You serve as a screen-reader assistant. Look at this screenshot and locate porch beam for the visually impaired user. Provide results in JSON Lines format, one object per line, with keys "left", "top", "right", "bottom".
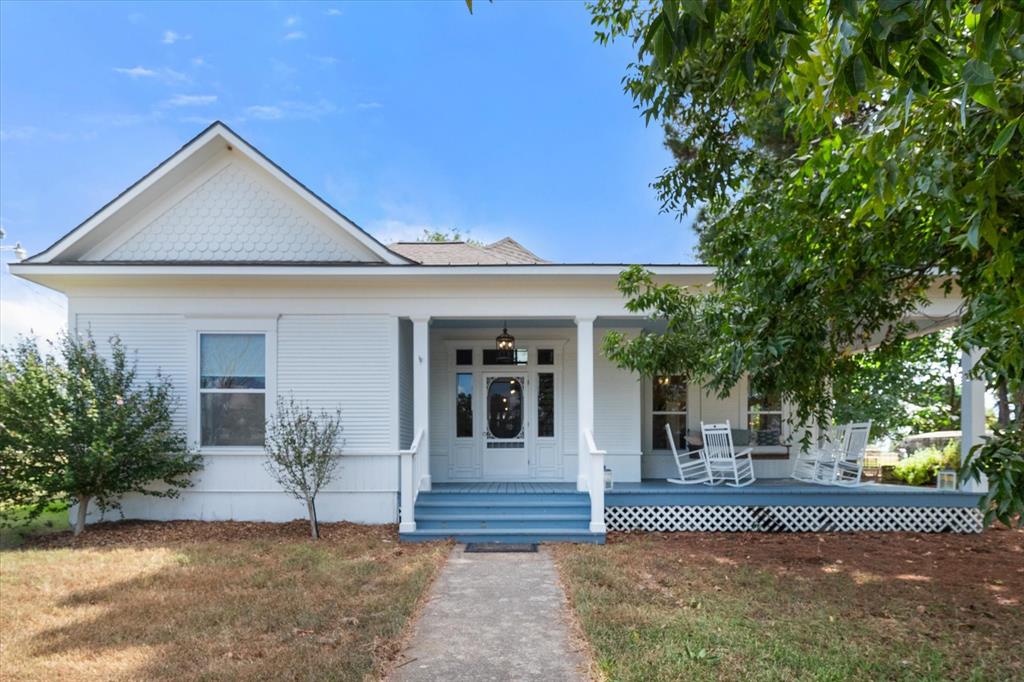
{"left": 576, "top": 315, "right": 595, "bottom": 491}
{"left": 960, "top": 347, "right": 988, "bottom": 493}
{"left": 413, "top": 317, "right": 431, "bottom": 492}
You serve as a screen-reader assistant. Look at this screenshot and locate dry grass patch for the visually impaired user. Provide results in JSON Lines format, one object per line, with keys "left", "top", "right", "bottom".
{"left": 0, "top": 521, "right": 449, "bottom": 681}
{"left": 556, "top": 528, "right": 1024, "bottom": 681}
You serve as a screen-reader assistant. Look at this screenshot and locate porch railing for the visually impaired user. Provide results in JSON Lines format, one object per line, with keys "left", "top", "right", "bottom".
{"left": 399, "top": 429, "right": 424, "bottom": 533}
{"left": 584, "top": 429, "right": 607, "bottom": 534}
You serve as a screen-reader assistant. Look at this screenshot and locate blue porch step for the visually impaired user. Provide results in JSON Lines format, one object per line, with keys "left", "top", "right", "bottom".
{"left": 399, "top": 489, "right": 604, "bottom": 544}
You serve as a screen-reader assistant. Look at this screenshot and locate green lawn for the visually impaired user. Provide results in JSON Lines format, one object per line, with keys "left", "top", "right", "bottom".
{"left": 0, "top": 503, "right": 70, "bottom": 549}
{"left": 556, "top": 531, "right": 1023, "bottom": 682}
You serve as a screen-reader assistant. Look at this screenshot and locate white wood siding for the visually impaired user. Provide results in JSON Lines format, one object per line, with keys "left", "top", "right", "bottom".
{"left": 76, "top": 313, "right": 189, "bottom": 434}
{"left": 278, "top": 314, "right": 397, "bottom": 451}
{"left": 74, "top": 311, "right": 401, "bottom": 524}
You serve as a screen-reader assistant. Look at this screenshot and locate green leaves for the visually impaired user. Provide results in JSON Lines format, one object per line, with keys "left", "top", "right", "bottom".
{"left": 0, "top": 334, "right": 201, "bottom": 532}
{"left": 962, "top": 58, "right": 996, "bottom": 86}
{"left": 990, "top": 117, "right": 1019, "bottom": 153}
{"left": 591, "top": 0, "right": 1024, "bottom": 525}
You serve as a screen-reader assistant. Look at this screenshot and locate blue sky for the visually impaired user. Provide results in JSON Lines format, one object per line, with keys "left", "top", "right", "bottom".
{"left": 1, "top": 1, "right": 698, "bottom": 344}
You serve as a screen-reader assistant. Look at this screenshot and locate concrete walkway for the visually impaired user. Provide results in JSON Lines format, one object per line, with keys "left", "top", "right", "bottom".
{"left": 389, "top": 545, "right": 588, "bottom": 681}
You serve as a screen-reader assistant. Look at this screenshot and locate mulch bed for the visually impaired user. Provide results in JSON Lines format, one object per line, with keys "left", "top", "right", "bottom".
{"left": 607, "top": 524, "right": 1023, "bottom": 607}
{"left": 21, "top": 519, "right": 401, "bottom": 550}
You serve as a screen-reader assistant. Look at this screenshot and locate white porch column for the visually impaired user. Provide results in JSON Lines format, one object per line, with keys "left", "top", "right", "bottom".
{"left": 413, "top": 317, "right": 431, "bottom": 492}
{"left": 960, "top": 347, "right": 988, "bottom": 493}
{"left": 576, "top": 315, "right": 595, "bottom": 491}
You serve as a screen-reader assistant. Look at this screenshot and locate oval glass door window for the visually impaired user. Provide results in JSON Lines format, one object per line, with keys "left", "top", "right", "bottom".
{"left": 487, "top": 377, "right": 523, "bottom": 439}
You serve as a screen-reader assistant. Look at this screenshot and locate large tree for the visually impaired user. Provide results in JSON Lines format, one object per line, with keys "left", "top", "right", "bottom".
{"left": 591, "top": 0, "right": 1022, "bottom": 525}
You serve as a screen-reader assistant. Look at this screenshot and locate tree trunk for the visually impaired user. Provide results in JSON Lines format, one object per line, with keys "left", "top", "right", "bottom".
{"left": 997, "top": 379, "right": 1010, "bottom": 427}
{"left": 74, "top": 496, "right": 90, "bottom": 537}
{"left": 307, "top": 497, "right": 319, "bottom": 540}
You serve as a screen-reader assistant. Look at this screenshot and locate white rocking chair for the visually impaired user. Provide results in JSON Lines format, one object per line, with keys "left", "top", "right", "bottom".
{"left": 701, "top": 420, "right": 756, "bottom": 487}
{"left": 830, "top": 420, "right": 872, "bottom": 486}
{"left": 664, "top": 423, "right": 713, "bottom": 485}
{"left": 792, "top": 423, "right": 849, "bottom": 483}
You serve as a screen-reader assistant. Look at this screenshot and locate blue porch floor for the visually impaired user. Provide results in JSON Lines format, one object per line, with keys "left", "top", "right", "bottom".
{"left": 432, "top": 479, "right": 982, "bottom": 508}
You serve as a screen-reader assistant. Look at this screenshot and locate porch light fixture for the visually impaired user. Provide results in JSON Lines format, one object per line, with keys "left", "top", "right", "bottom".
{"left": 495, "top": 321, "right": 515, "bottom": 356}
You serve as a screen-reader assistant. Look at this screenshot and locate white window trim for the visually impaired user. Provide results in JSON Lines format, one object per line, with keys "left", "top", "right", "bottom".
{"left": 650, "top": 375, "right": 688, "bottom": 453}
{"left": 746, "top": 386, "right": 786, "bottom": 447}
{"left": 186, "top": 317, "right": 278, "bottom": 454}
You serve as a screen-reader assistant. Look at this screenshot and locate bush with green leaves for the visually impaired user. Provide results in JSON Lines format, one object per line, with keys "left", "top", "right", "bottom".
{"left": 961, "top": 427, "right": 1024, "bottom": 527}
{"left": 0, "top": 334, "right": 202, "bottom": 535}
{"left": 263, "top": 396, "right": 344, "bottom": 539}
{"left": 892, "top": 440, "right": 959, "bottom": 486}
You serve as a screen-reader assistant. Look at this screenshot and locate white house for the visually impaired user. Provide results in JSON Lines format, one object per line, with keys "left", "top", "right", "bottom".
{"left": 11, "top": 122, "right": 985, "bottom": 542}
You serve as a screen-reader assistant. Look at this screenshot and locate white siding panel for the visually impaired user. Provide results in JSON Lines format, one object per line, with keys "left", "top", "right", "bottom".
{"left": 594, "top": 342, "right": 641, "bottom": 454}
{"left": 278, "top": 315, "right": 397, "bottom": 452}
{"left": 75, "top": 313, "right": 189, "bottom": 434}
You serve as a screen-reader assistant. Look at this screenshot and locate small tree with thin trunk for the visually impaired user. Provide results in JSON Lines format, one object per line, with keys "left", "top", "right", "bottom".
{"left": 263, "top": 396, "right": 343, "bottom": 539}
{"left": 0, "top": 333, "right": 202, "bottom": 535}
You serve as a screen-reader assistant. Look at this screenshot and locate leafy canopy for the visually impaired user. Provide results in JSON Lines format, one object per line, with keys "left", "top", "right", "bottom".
{"left": 590, "top": 0, "right": 1023, "bottom": 525}
{"left": 0, "top": 334, "right": 202, "bottom": 535}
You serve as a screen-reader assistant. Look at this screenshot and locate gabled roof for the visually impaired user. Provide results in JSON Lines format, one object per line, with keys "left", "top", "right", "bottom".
{"left": 389, "top": 238, "right": 547, "bottom": 265}
{"left": 25, "top": 121, "right": 411, "bottom": 265}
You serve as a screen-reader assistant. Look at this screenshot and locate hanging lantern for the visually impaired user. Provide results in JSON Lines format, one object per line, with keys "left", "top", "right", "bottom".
{"left": 495, "top": 321, "right": 515, "bottom": 359}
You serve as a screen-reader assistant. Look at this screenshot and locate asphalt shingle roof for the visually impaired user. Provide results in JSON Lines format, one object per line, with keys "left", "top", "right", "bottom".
{"left": 388, "top": 237, "right": 547, "bottom": 265}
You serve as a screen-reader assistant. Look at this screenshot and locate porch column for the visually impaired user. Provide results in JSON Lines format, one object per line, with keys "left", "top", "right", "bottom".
{"left": 576, "top": 315, "right": 595, "bottom": 491}
{"left": 413, "top": 317, "right": 431, "bottom": 492}
{"left": 960, "top": 347, "right": 988, "bottom": 493}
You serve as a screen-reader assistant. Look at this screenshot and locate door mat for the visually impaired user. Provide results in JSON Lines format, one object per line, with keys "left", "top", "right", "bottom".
{"left": 465, "top": 543, "right": 538, "bottom": 553}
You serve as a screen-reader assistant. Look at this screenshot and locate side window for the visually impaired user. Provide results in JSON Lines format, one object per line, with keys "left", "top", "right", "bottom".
{"left": 748, "top": 389, "right": 783, "bottom": 445}
{"left": 651, "top": 375, "right": 686, "bottom": 450}
{"left": 456, "top": 373, "right": 473, "bottom": 438}
{"left": 537, "top": 373, "right": 554, "bottom": 438}
{"left": 199, "top": 333, "right": 266, "bottom": 446}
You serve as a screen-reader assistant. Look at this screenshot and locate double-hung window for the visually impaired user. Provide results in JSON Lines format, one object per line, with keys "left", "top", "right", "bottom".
{"left": 748, "top": 389, "right": 783, "bottom": 446}
{"left": 199, "top": 333, "right": 267, "bottom": 446}
{"left": 651, "top": 375, "right": 687, "bottom": 450}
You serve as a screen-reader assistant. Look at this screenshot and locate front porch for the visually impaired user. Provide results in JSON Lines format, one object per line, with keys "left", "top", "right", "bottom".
{"left": 398, "top": 480, "right": 985, "bottom": 542}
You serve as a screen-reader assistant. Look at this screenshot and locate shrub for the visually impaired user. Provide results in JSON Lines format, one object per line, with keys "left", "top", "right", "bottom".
{"left": 263, "top": 396, "right": 343, "bottom": 539}
{"left": 0, "top": 334, "right": 202, "bottom": 535}
{"left": 892, "top": 440, "right": 959, "bottom": 487}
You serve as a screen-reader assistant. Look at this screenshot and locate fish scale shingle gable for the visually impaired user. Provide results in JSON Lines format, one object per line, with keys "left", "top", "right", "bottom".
{"left": 109, "top": 162, "right": 360, "bottom": 262}
{"left": 388, "top": 238, "right": 547, "bottom": 265}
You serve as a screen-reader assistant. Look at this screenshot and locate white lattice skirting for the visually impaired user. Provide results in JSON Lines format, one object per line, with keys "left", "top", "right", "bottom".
{"left": 605, "top": 505, "right": 984, "bottom": 533}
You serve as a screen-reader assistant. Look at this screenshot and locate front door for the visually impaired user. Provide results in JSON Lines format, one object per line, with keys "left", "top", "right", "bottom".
{"left": 482, "top": 373, "right": 529, "bottom": 478}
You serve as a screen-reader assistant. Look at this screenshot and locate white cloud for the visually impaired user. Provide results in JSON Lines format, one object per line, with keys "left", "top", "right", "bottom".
{"left": 191, "top": 56, "right": 206, "bottom": 67}
{"left": 162, "top": 30, "right": 190, "bottom": 44}
{"left": 325, "top": 8, "right": 342, "bottom": 16}
{"left": 284, "top": 30, "right": 306, "bottom": 41}
{"left": 163, "top": 94, "right": 218, "bottom": 107}
{"left": 284, "top": 16, "right": 300, "bottom": 27}
{"left": 0, "top": 126, "right": 38, "bottom": 141}
{"left": 242, "top": 99, "right": 336, "bottom": 122}
{"left": 244, "top": 105, "right": 284, "bottom": 121}
{"left": 356, "top": 101, "right": 383, "bottom": 110}
{"left": 0, "top": 126, "right": 73, "bottom": 142}
{"left": 113, "top": 66, "right": 189, "bottom": 84}
{"left": 311, "top": 55, "right": 339, "bottom": 66}
{"left": 114, "top": 65, "right": 158, "bottom": 78}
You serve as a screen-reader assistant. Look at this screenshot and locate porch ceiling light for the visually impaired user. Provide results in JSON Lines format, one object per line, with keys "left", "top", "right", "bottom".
{"left": 496, "top": 321, "right": 515, "bottom": 353}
